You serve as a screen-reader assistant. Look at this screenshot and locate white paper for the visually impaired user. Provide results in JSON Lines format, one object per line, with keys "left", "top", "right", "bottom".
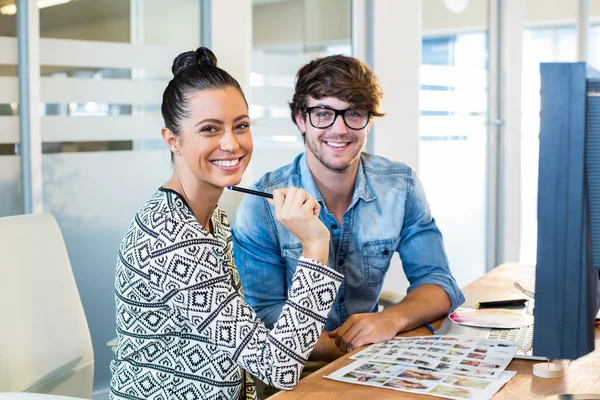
{"left": 350, "top": 335, "right": 518, "bottom": 379}
{"left": 325, "top": 359, "right": 517, "bottom": 400}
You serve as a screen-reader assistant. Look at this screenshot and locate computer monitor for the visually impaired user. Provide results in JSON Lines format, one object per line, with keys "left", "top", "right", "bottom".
{"left": 532, "top": 62, "right": 600, "bottom": 360}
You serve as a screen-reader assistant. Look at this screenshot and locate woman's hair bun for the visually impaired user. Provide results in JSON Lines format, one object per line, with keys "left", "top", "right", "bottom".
{"left": 171, "top": 46, "right": 218, "bottom": 77}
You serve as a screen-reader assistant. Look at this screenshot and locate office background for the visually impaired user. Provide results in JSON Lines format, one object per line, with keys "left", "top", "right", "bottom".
{"left": 1, "top": 0, "right": 599, "bottom": 397}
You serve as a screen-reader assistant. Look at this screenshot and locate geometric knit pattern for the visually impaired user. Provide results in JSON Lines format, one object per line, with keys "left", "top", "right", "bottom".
{"left": 110, "top": 188, "right": 343, "bottom": 400}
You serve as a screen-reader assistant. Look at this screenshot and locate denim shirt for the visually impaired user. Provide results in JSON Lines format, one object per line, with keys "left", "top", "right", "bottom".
{"left": 232, "top": 152, "right": 464, "bottom": 331}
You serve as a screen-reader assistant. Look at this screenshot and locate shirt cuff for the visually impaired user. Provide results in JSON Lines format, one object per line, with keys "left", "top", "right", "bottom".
{"left": 297, "top": 256, "right": 344, "bottom": 283}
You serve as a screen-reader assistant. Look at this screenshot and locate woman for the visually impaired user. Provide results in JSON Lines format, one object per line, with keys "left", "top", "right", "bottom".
{"left": 110, "top": 47, "right": 343, "bottom": 400}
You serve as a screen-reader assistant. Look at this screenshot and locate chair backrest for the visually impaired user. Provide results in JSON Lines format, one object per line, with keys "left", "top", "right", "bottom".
{"left": 0, "top": 213, "right": 94, "bottom": 398}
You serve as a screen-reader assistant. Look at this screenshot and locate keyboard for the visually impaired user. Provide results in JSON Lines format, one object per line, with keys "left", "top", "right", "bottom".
{"left": 487, "top": 325, "right": 533, "bottom": 345}
{"left": 487, "top": 325, "right": 545, "bottom": 360}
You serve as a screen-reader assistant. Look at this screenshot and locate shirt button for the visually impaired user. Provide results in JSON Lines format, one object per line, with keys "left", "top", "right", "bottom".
{"left": 331, "top": 224, "right": 338, "bottom": 230}
{"left": 339, "top": 297, "right": 345, "bottom": 303}
{"left": 383, "top": 249, "right": 390, "bottom": 256}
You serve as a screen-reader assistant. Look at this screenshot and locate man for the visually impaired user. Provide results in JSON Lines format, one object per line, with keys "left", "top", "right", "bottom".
{"left": 232, "top": 54, "right": 464, "bottom": 362}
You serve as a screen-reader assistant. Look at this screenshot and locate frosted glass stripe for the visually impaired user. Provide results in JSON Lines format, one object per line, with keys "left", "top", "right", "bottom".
{"left": 0, "top": 37, "right": 182, "bottom": 70}
{"left": 0, "top": 116, "right": 164, "bottom": 143}
{"left": 40, "top": 77, "right": 166, "bottom": 104}
{"left": 251, "top": 117, "right": 298, "bottom": 137}
{"left": 0, "top": 37, "right": 17, "bottom": 65}
{"left": 420, "top": 90, "right": 487, "bottom": 113}
{"left": 251, "top": 53, "right": 312, "bottom": 75}
{"left": 0, "top": 77, "right": 18, "bottom": 103}
{"left": 40, "top": 38, "right": 181, "bottom": 70}
{"left": 421, "top": 65, "right": 487, "bottom": 88}
{"left": 42, "top": 116, "right": 164, "bottom": 142}
{"left": 0, "top": 116, "right": 19, "bottom": 144}
{"left": 250, "top": 86, "right": 294, "bottom": 107}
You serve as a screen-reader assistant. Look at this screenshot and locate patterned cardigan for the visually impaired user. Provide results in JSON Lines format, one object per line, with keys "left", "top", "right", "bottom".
{"left": 110, "top": 188, "right": 343, "bottom": 400}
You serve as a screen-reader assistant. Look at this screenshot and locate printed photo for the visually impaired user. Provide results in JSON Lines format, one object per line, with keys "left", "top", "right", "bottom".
{"left": 438, "top": 342, "right": 453, "bottom": 347}
{"left": 423, "top": 353, "right": 440, "bottom": 360}
{"left": 454, "top": 366, "right": 473, "bottom": 373}
{"left": 436, "top": 362, "right": 452, "bottom": 370}
{"left": 474, "top": 347, "right": 488, "bottom": 354}
{"left": 402, "top": 351, "right": 419, "bottom": 357}
{"left": 429, "top": 384, "right": 472, "bottom": 398}
{"left": 474, "top": 369, "right": 497, "bottom": 377}
{"left": 379, "top": 362, "right": 406, "bottom": 376}
{"left": 447, "top": 349, "right": 465, "bottom": 357}
{"left": 398, "top": 369, "right": 442, "bottom": 381}
{"left": 479, "top": 362, "right": 501, "bottom": 369}
{"left": 357, "top": 363, "right": 384, "bottom": 374}
{"left": 392, "top": 357, "right": 415, "bottom": 364}
{"left": 428, "top": 347, "right": 447, "bottom": 353}
{"left": 466, "top": 352, "right": 486, "bottom": 360}
{"left": 383, "top": 378, "right": 428, "bottom": 390}
{"left": 415, "top": 366, "right": 439, "bottom": 372}
{"left": 410, "top": 346, "right": 428, "bottom": 351}
{"left": 354, "top": 349, "right": 379, "bottom": 359}
{"left": 440, "top": 337, "right": 459, "bottom": 341}
{"left": 417, "top": 341, "right": 433, "bottom": 345}
{"left": 440, "top": 356, "right": 458, "bottom": 363}
{"left": 342, "top": 371, "right": 379, "bottom": 382}
{"left": 414, "top": 360, "right": 433, "bottom": 367}
{"left": 369, "top": 377, "right": 390, "bottom": 385}
{"left": 384, "top": 348, "right": 400, "bottom": 356}
{"left": 453, "top": 344, "right": 471, "bottom": 350}
{"left": 460, "top": 359, "right": 481, "bottom": 367}
{"left": 445, "top": 376, "right": 492, "bottom": 390}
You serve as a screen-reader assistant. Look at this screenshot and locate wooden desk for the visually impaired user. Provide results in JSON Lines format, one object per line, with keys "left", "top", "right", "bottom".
{"left": 271, "top": 263, "right": 600, "bottom": 399}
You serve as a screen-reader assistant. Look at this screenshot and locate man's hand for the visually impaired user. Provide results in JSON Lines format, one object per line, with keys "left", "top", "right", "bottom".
{"left": 329, "top": 285, "right": 452, "bottom": 353}
{"left": 309, "top": 331, "right": 346, "bottom": 362}
{"left": 328, "top": 311, "right": 400, "bottom": 353}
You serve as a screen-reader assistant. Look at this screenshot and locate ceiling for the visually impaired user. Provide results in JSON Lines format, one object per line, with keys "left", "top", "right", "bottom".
{"left": 0, "top": 0, "right": 128, "bottom": 37}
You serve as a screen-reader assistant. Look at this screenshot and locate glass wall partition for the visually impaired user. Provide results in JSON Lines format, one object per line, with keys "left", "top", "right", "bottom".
{"left": 0, "top": 5, "right": 21, "bottom": 217}
{"left": 37, "top": 0, "right": 201, "bottom": 391}
{"left": 519, "top": 1, "right": 600, "bottom": 264}
{"left": 250, "top": 0, "right": 352, "bottom": 181}
{"left": 420, "top": 0, "right": 490, "bottom": 287}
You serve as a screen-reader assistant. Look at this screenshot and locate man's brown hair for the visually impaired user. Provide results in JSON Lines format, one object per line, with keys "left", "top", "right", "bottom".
{"left": 289, "top": 54, "right": 385, "bottom": 128}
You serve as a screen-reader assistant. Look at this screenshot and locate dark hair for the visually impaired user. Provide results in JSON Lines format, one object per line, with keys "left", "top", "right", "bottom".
{"left": 289, "top": 55, "right": 385, "bottom": 134}
{"left": 161, "top": 47, "right": 247, "bottom": 156}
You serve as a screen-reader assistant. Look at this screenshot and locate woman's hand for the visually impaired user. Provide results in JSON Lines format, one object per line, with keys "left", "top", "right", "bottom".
{"left": 271, "top": 187, "right": 330, "bottom": 264}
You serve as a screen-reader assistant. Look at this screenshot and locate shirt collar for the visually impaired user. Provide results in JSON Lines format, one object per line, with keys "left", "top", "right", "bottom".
{"left": 298, "top": 153, "right": 376, "bottom": 205}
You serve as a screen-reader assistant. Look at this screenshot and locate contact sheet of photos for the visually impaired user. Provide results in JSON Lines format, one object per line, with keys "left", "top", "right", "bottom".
{"left": 349, "top": 335, "right": 518, "bottom": 379}
{"left": 325, "top": 360, "right": 516, "bottom": 400}
{"left": 325, "top": 336, "right": 519, "bottom": 400}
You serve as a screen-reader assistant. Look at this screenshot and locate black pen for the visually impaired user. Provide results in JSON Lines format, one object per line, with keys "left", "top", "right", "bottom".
{"left": 227, "top": 186, "right": 273, "bottom": 199}
{"left": 476, "top": 299, "right": 527, "bottom": 309}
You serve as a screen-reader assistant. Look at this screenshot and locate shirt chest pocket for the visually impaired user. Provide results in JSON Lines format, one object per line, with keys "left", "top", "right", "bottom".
{"left": 362, "top": 239, "right": 396, "bottom": 286}
{"left": 281, "top": 243, "right": 303, "bottom": 283}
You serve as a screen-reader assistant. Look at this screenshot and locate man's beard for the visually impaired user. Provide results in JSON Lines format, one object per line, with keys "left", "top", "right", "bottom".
{"left": 306, "top": 137, "right": 364, "bottom": 172}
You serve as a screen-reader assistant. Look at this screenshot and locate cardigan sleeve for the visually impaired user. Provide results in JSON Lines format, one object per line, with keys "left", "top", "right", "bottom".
{"left": 149, "top": 215, "right": 343, "bottom": 390}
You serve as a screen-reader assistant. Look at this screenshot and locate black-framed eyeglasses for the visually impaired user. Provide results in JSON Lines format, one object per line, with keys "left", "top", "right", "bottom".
{"left": 301, "top": 106, "right": 371, "bottom": 130}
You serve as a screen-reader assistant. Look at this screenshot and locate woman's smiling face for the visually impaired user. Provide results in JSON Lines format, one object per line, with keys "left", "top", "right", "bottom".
{"left": 169, "top": 86, "right": 253, "bottom": 190}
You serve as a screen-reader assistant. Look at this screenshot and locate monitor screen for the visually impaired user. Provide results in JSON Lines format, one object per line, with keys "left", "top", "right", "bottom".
{"left": 532, "top": 62, "right": 600, "bottom": 360}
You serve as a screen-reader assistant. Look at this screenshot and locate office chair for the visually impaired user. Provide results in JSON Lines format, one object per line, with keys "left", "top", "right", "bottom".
{"left": 0, "top": 213, "right": 94, "bottom": 399}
